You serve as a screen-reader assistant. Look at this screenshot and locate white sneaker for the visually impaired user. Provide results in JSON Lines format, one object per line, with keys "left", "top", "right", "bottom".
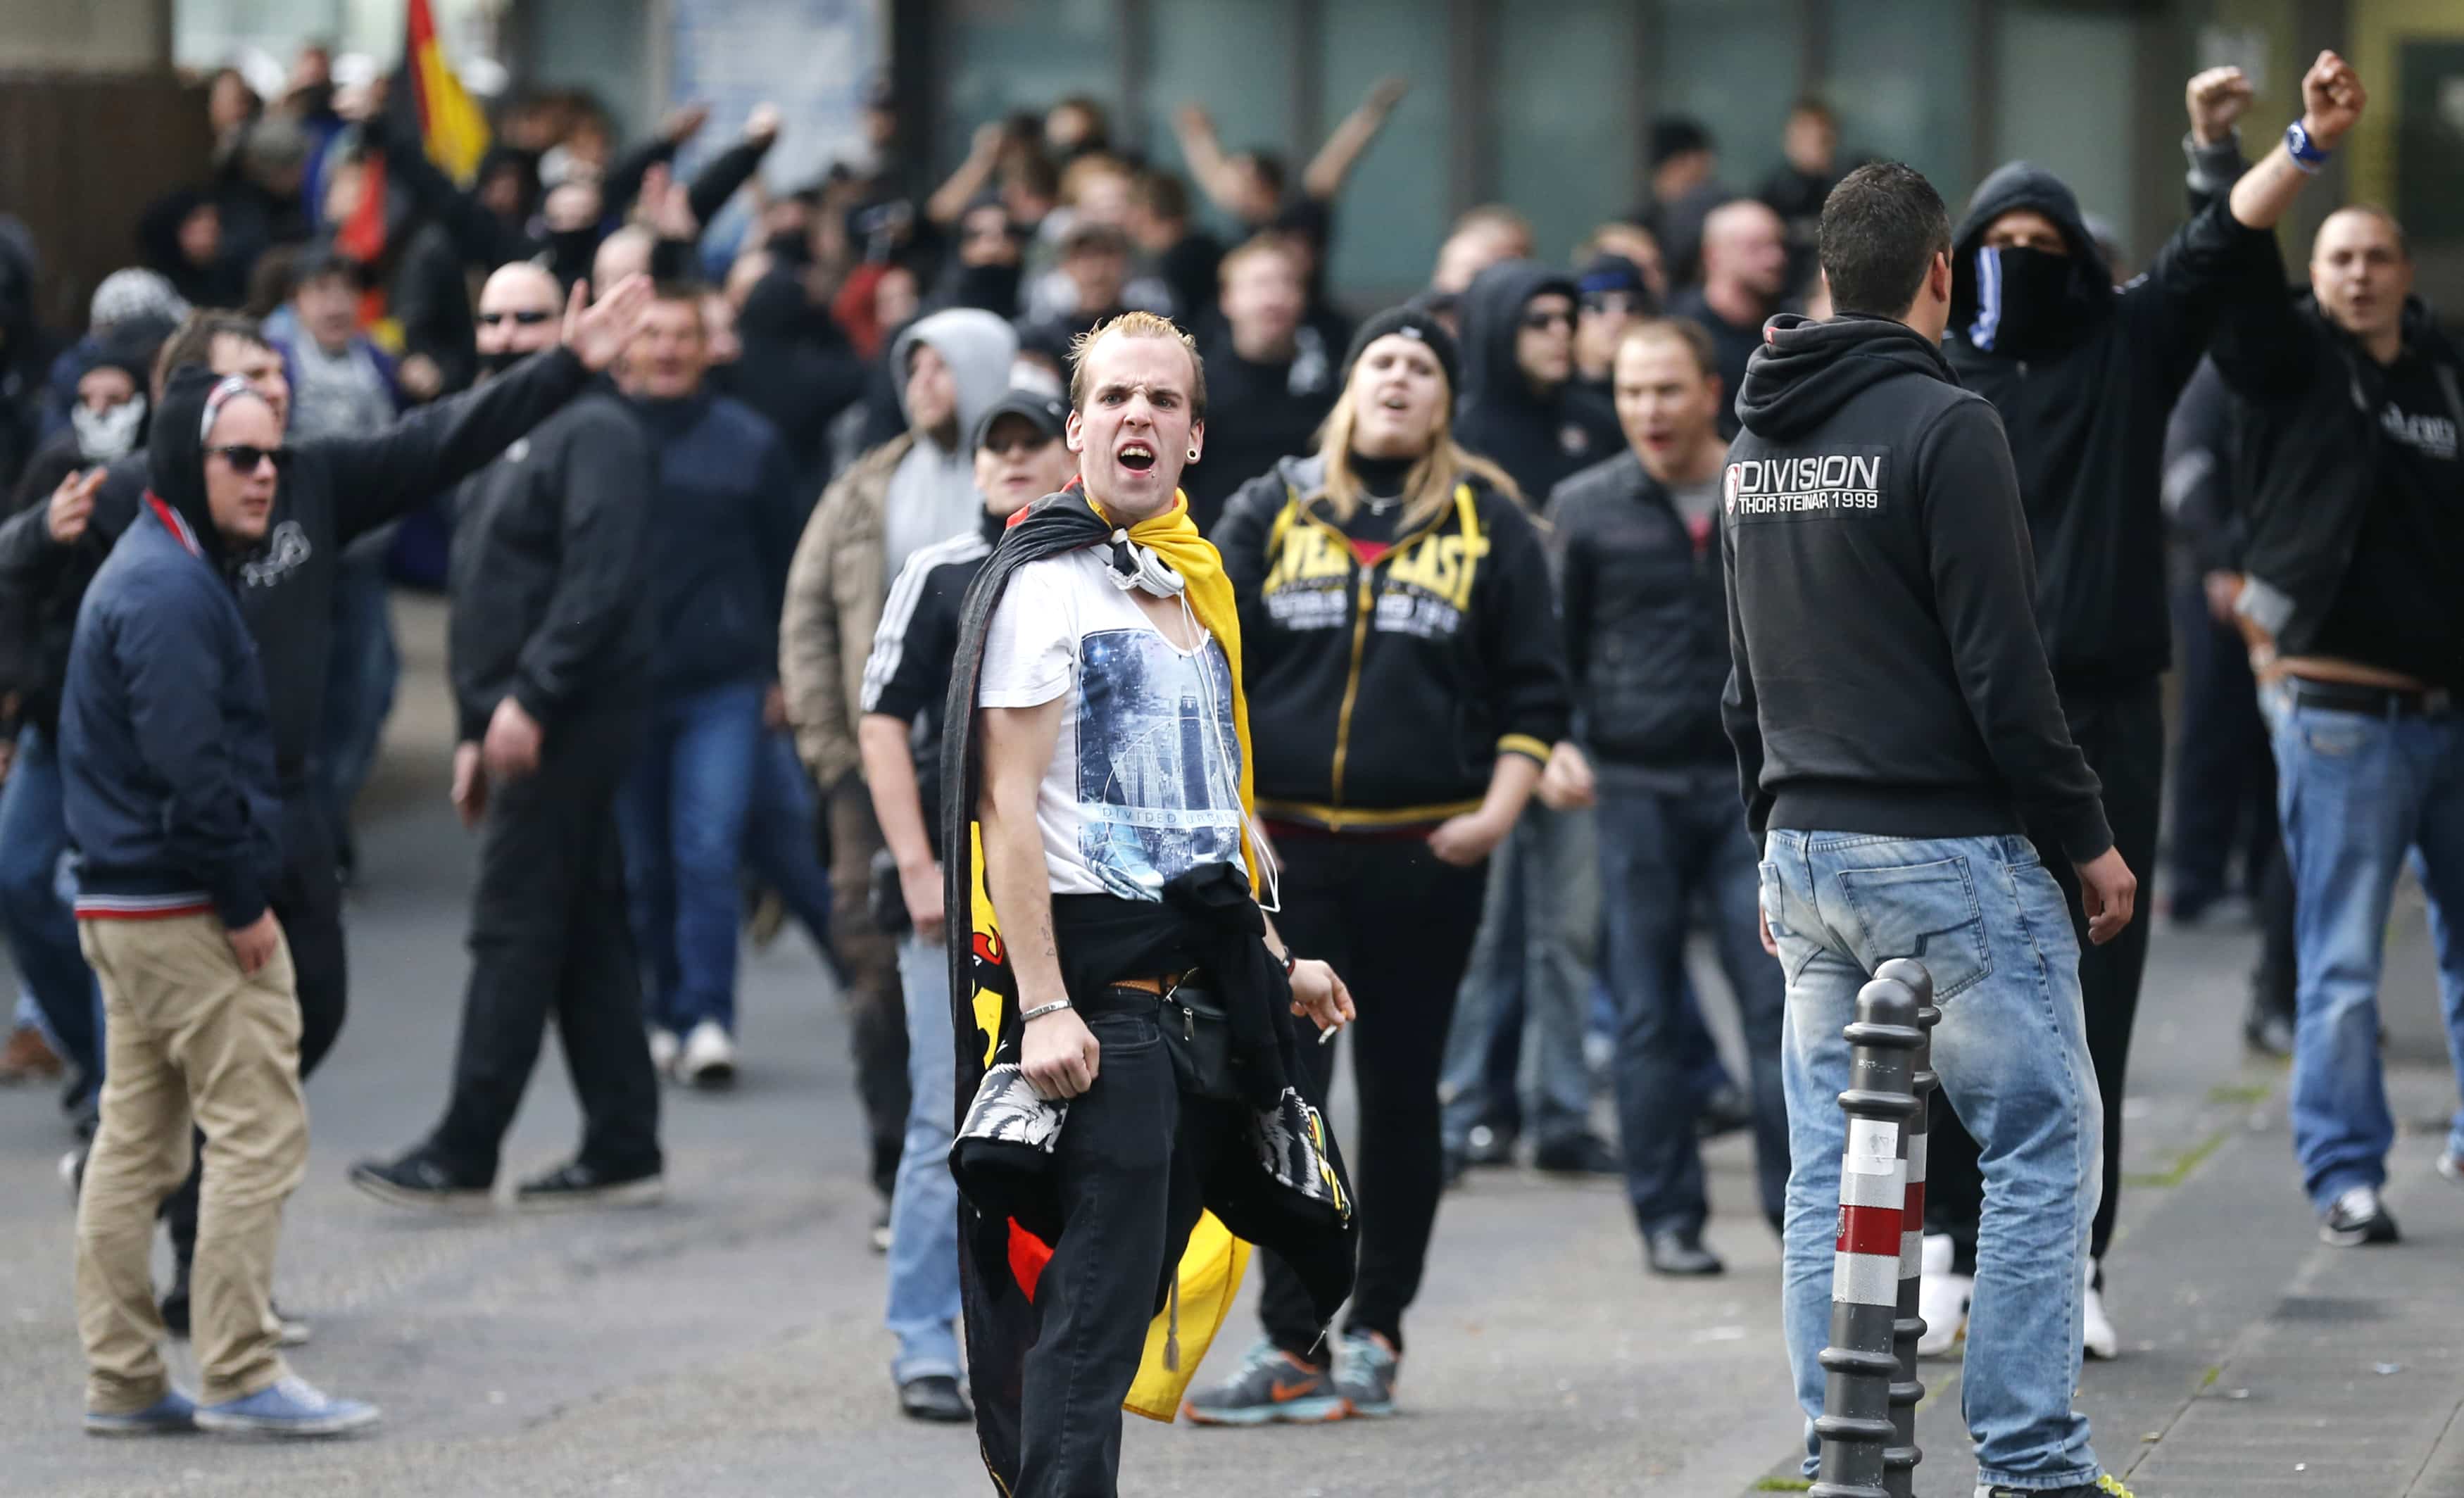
{"left": 648, "top": 1028, "right": 681, "bottom": 1077}
{"left": 2081, "top": 1258, "right": 2118, "bottom": 1360}
{"left": 1916, "top": 1233, "right": 1970, "bottom": 1358}
{"left": 680, "top": 1021, "right": 736, "bottom": 1088}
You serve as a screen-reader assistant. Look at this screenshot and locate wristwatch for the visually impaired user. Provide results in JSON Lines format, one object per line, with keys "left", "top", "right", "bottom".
{"left": 2284, "top": 120, "right": 2331, "bottom": 173}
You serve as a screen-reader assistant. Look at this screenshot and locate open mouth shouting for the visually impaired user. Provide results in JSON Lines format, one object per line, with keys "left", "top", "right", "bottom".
{"left": 1117, "top": 440, "right": 1157, "bottom": 474}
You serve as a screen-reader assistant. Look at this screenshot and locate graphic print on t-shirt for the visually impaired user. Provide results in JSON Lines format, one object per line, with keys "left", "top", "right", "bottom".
{"left": 1074, "top": 628, "right": 1246, "bottom": 900}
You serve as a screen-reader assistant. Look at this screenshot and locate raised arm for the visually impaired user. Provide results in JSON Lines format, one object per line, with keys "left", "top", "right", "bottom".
{"left": 1301, "top": 77, "right": 1409, "bottom": 203}
{"left": 314, "top": 275, "right": 652, "bottom": 542}
{"left": 2228, "top": 50, "right": 2365, "bottom": 234}
{"left": 1171, "top": 105, "right": 1247, "bottom": 220}
{"left": 687, "top": 105, "right": 780, "bottom": 229}
{"left": 926, "top": 122, "right": 1009, "bottom": 228}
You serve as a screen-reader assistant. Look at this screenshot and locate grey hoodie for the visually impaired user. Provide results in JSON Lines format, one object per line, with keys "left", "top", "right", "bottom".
{"left": 881, "top": 309, "right": 1018, "bottom": 584}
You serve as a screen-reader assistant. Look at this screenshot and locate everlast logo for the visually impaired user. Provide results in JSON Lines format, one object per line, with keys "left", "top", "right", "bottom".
{"left": 1724, "top": 451, "right": 1887, "bottom": 521}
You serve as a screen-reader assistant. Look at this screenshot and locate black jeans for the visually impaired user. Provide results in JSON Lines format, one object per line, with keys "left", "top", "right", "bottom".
{"left": 164, "top": 790, "right": 348, "bottom": 1271}
{"left": 825, "top": 774, "right": 910, "bottom": 1198}
{"left": 1257, "top": 832, "right": 1487, "bottom": 1360}
{"left": 1926, "top": 680, "right": 2161, "bottom": 1273}
{"left": 1595, "top": 783, "right": 1788, "bottom": 1237}
{"left": 1017, "top": 1000, "right": 1241, "bottom": 1498}
{"left": 2166, "top": 575, "right": 2277, "bottom": 912}
{"left": 426, "top": 713, "right": 662, "bottom": 1183}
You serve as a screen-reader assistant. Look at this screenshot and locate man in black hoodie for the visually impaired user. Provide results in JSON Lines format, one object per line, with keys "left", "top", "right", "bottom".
{"left": 1442, "top": 260, "right": 1623, "bottom": 1178}
{"left": 1726, "top": 163, "right": 2135, "bottom": 1498}
{"left": 350, "top": 263, "right": 664, "bottom": 1211}
{"left": 1918, "top": 59, "right": 2345, "bottom": 1359}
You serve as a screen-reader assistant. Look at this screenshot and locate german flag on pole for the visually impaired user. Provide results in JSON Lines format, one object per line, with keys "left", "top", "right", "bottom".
{"left": 338, "top": 0, "right": 490, "bottom": 265}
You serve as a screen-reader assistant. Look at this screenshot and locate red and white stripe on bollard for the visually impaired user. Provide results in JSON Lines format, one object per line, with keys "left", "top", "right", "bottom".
{"left": 1811, "top": 972, "right": 1925, "bottom": 1498}
{"left": 1874, "top": 958, "right": 1938, "bottom": 1498}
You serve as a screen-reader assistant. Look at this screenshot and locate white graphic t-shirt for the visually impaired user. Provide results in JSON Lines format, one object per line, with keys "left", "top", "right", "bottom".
{"left": 976, "top": 548, "right": 1247, "bottom": 901}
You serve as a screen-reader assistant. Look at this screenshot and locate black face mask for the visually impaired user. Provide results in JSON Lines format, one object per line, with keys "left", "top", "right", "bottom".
{"left": 1965, "top": 245, "right": 2078, "bottom": 355}
{"left": 477, "top": 348, "right": 528, "bottom": 379}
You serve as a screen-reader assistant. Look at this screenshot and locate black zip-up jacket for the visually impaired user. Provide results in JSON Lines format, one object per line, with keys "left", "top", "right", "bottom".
{"left": 63, "top": 367, "right": 283, "bottom": 929}
{"left": 448, "top": 386, "right": 655, "bottom": 744}
{"left": 1454, "top": 260, "right": 1621, "bottom": 505}
{"left": 1946, "top": 163, "right": 2278, "bottom": 690}
{"left": 1721, "top": 314, "right": 2111, "bottom": 862}
{"left": 2211, "top": 285, "right": 2464, "bottom": 661}
{"left": 1550, "top": 451, "right": 1732, "bottom": 779}
{"left": 1214, "top": 453, "right": 1569, "bottom": 830}
{"left": 0, "top": 346, "right": 594, "bottom": 797}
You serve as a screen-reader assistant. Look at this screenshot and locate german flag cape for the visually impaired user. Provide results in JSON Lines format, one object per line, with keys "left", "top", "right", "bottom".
{"left": 939, "top": 487, "right": 1352, "bottom": 1492}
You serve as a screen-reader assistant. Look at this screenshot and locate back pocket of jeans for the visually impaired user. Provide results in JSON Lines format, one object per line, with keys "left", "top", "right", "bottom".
{"left": 1834, "top": 857, "right": 1993, "bottom": 1000}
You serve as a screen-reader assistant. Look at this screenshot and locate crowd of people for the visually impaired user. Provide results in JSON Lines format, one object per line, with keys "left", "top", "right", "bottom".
{"left": 0, "top": 32, "right": 2453, "bottom": 1498}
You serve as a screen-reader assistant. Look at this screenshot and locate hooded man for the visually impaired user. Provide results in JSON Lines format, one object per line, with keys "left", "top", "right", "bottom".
{"left": 783, "top": 306, "right": 1017, "bottom": 1237}
{"left": 2, "top": 279, "right": 656, "bottom": 1333}
{"left": 61, "top": 367, "right": 378, "bottom": 1440}
{"left": 1441, "top": 259, "right": 1622, "bottom": 1180}
{"left": 1916, "top": 61, "right": 2338, "bottom": 1364}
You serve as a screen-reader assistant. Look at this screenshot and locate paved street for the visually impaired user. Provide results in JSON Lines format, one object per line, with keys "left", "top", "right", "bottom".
{"left": 0, "top": 600, "right": 2458, "bottom": 1496}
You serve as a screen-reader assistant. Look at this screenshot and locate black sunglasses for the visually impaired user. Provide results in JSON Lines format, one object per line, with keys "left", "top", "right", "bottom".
{"left": 1521, "top": 308, "right": 1575, "bottom": 332}
{"left": 206, "top": 443, "right": 293, "bottom": 473}
{"left": 477, "top": 309, "right": 556, "bottom": 327}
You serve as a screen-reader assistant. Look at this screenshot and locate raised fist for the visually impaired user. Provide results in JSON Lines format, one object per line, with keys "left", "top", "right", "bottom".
{"left": 2185, "top": 65, "right": 2254, "bottom": 146}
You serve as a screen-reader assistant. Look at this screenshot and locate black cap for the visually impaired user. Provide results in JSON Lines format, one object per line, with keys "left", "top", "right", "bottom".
{"left": 974, "top": 387, "right": 1071, "bottom": 451}
{"left": 1342, "top": 304, "right": 1460, "bottom": 396}
{"left": 1648, "top": 115, "right": 1714, "bottom": 169}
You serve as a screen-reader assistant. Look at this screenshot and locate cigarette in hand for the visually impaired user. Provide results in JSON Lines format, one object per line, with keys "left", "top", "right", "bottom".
{"left": 1318, "top": 1021, "right": 1340, "bottom": 1046}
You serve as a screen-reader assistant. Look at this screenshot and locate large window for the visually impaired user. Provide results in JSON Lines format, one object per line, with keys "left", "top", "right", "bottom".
{"left": 935, "top": 0, "right": 1122, "bottom": 170}
{"left": 1316, "top": 0, "right": 1451, "bottom": 299}
{"left": 1495, "top": 0, "right": 1642, "bottom": 262}
{"left": 1825, "top": 0, "right": 1977, "bottom": 204}
{"left": 1649, "top": 0, "right": 1802, "bottom": 199}
{"left": 1140, "top": 0, "right": 1298, "bottom": 195}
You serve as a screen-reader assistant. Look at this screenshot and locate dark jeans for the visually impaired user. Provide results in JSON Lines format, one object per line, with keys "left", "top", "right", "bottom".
{"left": 1596, "top": 783, "right": 1787, "bottom": 1236}
{"left": 428, "top": 712, "right": 662, "bottom": 1183}
{"left": 0, "top": 726, "right": 103, "bottom": 1086}
{"left": 2166, "top": 577, "right": 2276, "bottom": 913}
{"left": 824, "top": 774, "right": 909, "bottom": 1198}
{"left": 1017, "top": 1001, "right": 1242, "bottom": 1498}
{"left": 617, "top": 679, "right": 764, "bottom": 1035}
{"left": 743, "top": 731, "right": 834, "bottom": 949}
{"left": 1258, "top": 832, "right": 1487, "bottom": 1359}
{"left": 165, "top": 790, "right": 351, "bottom": 1271}
{"left": 1927, "top": 680, "right": 2161, "bottom": 1273}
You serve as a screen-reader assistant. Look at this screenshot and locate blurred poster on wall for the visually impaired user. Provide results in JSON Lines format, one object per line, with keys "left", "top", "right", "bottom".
{"left": 667, "top": 0, "right": 884, "bottom": 191}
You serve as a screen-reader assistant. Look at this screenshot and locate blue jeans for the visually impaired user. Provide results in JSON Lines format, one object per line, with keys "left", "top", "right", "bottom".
{"left": 1597, "top": 786, "right": 1787, "bottom": 1235}
{"left": 0, "top": 727, "right": 102, "bottom": 1085}
{"left": 1762, "top": 829, "right": 2100, "bottom": 1490}
{"left": 743, "top": 731, "right": 834, "bottom": 950}
{"left": 616, "top": 680, "right": 764, "bottom": 1036}
{"left": 2263, "top": 684, "right": 2464, "bottom": 1207}
{"left": 1442, "top": 805, "right": 1596, "bottom": 1149}
{"left": 886, "top": 932, "right": 961, "bottom": 1383}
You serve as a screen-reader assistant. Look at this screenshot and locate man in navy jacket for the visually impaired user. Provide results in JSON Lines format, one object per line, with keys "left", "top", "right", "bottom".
{"left": 62, "top": 368, "right": 378, "bottom": 1439}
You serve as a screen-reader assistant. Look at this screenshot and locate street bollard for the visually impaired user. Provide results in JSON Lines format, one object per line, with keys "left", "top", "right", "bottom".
{"left": 1874, "top": 959, "right": 1938, "bottom": 1498}
{"left": 1811, "top": 972, "right": 1925, "bottom": 1498}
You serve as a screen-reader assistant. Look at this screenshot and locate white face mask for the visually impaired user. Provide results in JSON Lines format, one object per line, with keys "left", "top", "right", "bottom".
{"left": 73, "top": 395, "right": 146, "bottom": 462}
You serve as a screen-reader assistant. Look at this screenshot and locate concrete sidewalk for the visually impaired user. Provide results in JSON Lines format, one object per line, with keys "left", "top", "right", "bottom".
{"left": 1754, "top": 917, "right": 2464, "bottom": 1497}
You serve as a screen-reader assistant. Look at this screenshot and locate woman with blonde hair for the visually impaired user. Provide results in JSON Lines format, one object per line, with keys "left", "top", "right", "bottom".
{"left": 1186, "top": 306, "right": 1568, "bottom": 1425}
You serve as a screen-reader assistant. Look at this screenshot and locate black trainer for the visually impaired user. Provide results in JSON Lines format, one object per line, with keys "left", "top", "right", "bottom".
{"left": 1533, "top": 1132, "right": 1620, "bottom": 1176}
{"left": 1645, "top": 1228, "right": 1724, "bottom": 1276}
{"left": 1983, "top": 1477, "right": 2134, "bottom": 1497}
{"left": 2319, "top": 1184, "right": 2399, "bottom": 1247}
{"left": 1695, "top": 1083, "right": 1754, "bottom": 1139}
{"left": 514, "top": 1159, "right": 665, "bottom": 1211}
{"left": 348, "top": 1150, "right": 492, "bottom": 1212}
{"left": 161, "top": 1278, "right": 310, "bottom": 1346}
{"left": 1462, "top": 1121, "right": 1517, "bottom": 1168}
{"left": 898, "top": 1374, "right": 973, "bottom": 1423}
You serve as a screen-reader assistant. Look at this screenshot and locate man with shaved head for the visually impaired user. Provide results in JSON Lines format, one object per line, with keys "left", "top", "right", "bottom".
{"left": 350, "top": 263, "right": 667, "bottom": 1211}
{"left": 1668, "top": 198, "right": 1790, "bottom": 437}
{"left": 2216, "top": 177, "right": 2464, "bottom": 1251}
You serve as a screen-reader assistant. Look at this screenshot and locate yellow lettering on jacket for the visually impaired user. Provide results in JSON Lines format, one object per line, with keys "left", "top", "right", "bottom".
{"left": 1385, "top": 523, "right": 1489, "bottom": 612}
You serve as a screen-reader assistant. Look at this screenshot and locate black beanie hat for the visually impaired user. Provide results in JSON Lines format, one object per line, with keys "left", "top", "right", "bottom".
{"left": 1341, "top": 305, "right": 1460, "bottom": 396}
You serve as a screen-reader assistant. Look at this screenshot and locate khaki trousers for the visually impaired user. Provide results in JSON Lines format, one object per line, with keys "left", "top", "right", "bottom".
{"left": 75, "top": 914, "right": 306, "bottom": 1411}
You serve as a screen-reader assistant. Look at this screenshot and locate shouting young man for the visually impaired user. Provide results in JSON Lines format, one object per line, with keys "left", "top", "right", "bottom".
{"left": 938, "top": 313, "right": 1356, "bottom": 1497}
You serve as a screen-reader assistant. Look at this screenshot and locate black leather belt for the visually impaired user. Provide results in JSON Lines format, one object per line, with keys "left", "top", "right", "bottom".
{"left": 2292, "top": 679, "right": 2456, "bottom": 719}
